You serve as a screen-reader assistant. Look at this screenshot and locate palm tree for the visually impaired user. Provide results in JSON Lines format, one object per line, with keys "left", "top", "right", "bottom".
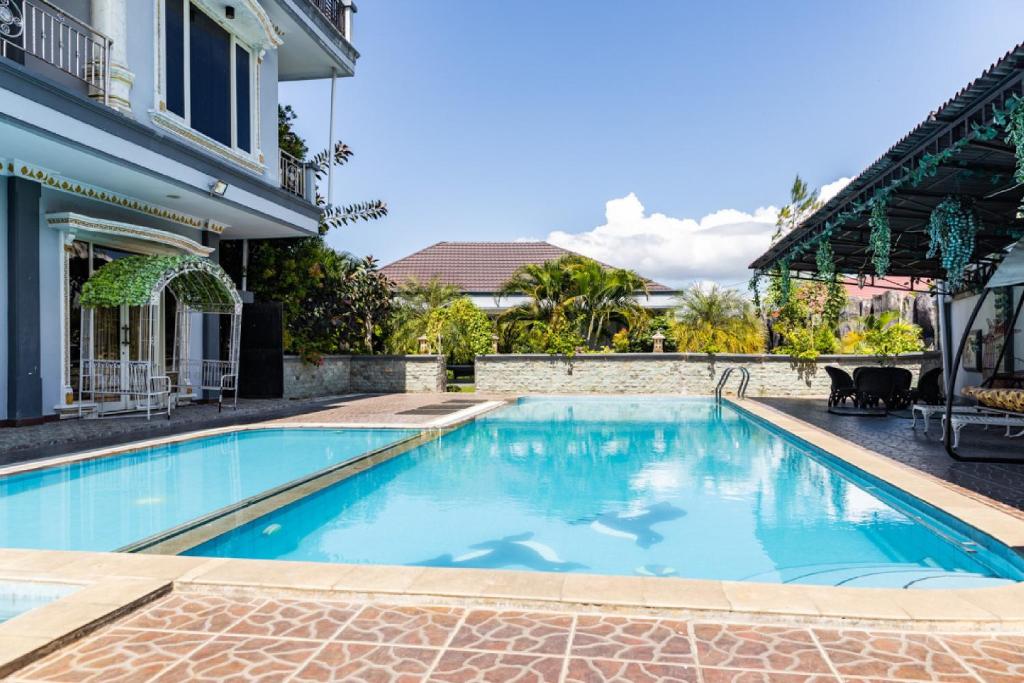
{"left": 498, "top": 255, "right": 649, "bottom": 349}
{"left": 673, "top": 284, "right": 765, "bottom": 354}
{"left": 567, "top": 259, "right": 648, "bottom": 347}
{"left": 497, "top": 255, "right": 581, "bottom": 331}
{"left": 386, "top": 277, "right": 462, "bottom": 354}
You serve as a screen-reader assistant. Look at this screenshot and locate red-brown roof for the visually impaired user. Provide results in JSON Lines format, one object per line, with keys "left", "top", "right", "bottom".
{"left": 380, "top": 241, "right": 673, "bottom": 293}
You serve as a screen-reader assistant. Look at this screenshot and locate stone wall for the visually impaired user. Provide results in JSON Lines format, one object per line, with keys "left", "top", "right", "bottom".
{"left": 350, "top": 356, "right": 447, "bottom": 393}
{"left": 282, "top": 355, "right": 446, "bottom": 398}
{"left": 475, "top": 352, "right": 941, "bottom": 396}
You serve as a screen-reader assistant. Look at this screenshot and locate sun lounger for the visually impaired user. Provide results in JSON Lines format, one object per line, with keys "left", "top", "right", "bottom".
{"left": 911, "top": 404, "right": 985, "bottom": 435}
{"left": 942, "top": 411, "right": 1024, "bottom": 448}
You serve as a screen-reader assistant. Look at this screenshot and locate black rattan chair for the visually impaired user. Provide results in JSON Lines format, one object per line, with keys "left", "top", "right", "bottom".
{"left": 909, "top": 367, "right": 944, "bottom": 406}
{"left": 825, "top": 366, "right": 857, "bottom": 407}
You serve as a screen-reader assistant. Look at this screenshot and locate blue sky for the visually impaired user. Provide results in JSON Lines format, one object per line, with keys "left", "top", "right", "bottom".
{"left": 282, "top": 1, "right": 1024, "bottom": 288}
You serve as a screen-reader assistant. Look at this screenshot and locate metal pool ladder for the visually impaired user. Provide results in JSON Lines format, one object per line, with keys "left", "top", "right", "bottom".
{"left": 714, "top": 367, "right": 750, "bottom": 403}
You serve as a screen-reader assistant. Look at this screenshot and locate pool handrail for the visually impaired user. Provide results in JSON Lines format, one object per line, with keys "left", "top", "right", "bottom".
{"left": 715, "top": 366, "right": 750, "bottom": 402}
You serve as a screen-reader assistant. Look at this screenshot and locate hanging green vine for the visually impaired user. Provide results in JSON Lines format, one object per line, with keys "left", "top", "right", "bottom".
{"left": 926, "top": 196, "right": 980, "bottom": 290}
{"left": 868, "top": 197, "right": 891, "bottom": 277}
{"left": 815, "top": 238, "right": 835, "bottom": 282}
{"left": 748, "top": 271, "right": 763, "bottom": 312}
{"left": 777, "top": 258, "right": 792, "bottom": 304}
{"left": 997, "top": 95, "right": 1024, "bottom": 182}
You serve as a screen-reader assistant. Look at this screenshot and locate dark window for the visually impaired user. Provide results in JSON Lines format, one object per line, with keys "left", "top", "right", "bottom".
{"left": 165, "top": 0, "right": 185, "bottom": 116}
{"left": 235, "top": 45, "right": 251, "bottom": 152}
{"left": 189, "top": 4, "right": 231, "bottom": 147}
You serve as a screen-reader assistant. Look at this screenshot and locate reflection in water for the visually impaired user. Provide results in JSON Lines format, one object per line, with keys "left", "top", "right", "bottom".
{"left": 189, "top": 399, "right": 1024, "bottom": 588}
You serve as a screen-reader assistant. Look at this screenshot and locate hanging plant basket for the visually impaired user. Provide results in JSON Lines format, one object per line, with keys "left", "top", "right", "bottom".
{"left": 926, "top": 196, "right": 979, "bottom": 290}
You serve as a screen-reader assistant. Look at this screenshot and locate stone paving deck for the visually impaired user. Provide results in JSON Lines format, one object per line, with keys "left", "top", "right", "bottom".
{"left": 9, "top": 589, "right": 1024, "bottom": 682}
{"left": 0, "top": 394, "right": 505, "bottom": 467}
{"left": 754, "top": 398, "right": 1024, "bottom": 512}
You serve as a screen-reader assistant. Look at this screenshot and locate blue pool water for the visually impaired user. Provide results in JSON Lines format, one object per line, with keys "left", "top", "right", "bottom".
{"left": 0, "top": 581, "right": 77, "bottom": 623}
{"left": 0, "top": 428, "right": 415, "bottom": 551}
{"left": 188, "top": 398, "right": 1024, "bottom": 588}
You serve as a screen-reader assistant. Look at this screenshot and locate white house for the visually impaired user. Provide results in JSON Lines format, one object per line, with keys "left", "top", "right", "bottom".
{"left": 1, "top": 0, "right": 357, "bottom": 424}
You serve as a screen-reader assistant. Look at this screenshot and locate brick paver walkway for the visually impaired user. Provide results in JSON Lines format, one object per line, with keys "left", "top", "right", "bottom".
{"left": 10, "top": 590, "right": 1024, "bottom": 682}
{"left": 755, "top": 398, "right": 1024, "bottom": 512}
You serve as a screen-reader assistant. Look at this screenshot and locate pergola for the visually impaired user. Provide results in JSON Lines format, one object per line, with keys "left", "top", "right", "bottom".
{"left": 750, "top": 43, "right": 1024, "bottom": 462}
{"left": 78, "top": 254, "right": 242, "bottom": 419}
{"left": 751, "top": 43, "right": 1024, "bottom": 289}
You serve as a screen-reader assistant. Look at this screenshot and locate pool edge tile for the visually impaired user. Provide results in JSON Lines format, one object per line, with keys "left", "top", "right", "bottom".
{"left": 641, "top": 577, "right": 731, "bottom": 612}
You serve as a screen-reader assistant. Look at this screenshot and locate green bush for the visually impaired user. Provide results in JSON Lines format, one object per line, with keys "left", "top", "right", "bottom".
{"left": 425, "top": 298, "right": 494, "bottom": 363}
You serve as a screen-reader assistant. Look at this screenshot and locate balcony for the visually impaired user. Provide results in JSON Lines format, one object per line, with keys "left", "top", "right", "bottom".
{"left": 279, "top": 150, "right": 316, "bottom": 203}
{"left": 0, "top": 0, "right": 112, "bottom": 105}
{"left": 307, "top": 0, "right": 355, "bottom": 43}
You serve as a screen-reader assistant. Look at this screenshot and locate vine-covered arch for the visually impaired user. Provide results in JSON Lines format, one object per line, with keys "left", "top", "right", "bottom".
{"left": 81, "top": 254, "right": 241, "bottom": 313}
{"left": 78, "top": 255, "right": 241, "bottom": 418}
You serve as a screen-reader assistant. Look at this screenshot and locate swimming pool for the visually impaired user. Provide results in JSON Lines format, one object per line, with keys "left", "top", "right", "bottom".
{"left": 187, "top": 398, "right": 1024, "bottom": 588}
{"left": 0, "top": 581, "right": 77, "bottom": 624}
{"left": 0, "top": 428, "right": 416, "bottom": 552}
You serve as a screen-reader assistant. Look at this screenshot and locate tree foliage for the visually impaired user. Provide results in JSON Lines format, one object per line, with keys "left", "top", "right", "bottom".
{"left": 771, "top": 282, "right": 845, "bottom": 360}
{"left": 386, "top": 278, "right": 463, "bottom": 354}
{"left": 498, "top": 254, "right": 648, "bottom": 352}
{"left": 424, "top": 298, "right": 494, "bottom": 363}
{"left": 860, "top": 311, "right": 924, "bottom": 364}
{"left": 772, "top": 175, "right": 820, "bottom": 241}
{"left": 672, "top": 284, "right": 765, "bottom": 354}
{"left": 233, "top": 238, "right": 393, "bottom": 362}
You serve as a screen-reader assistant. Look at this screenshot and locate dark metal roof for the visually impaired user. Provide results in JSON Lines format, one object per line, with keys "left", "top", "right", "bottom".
{"left": 751, "top": 42, "right": 1024, "bottom": 284}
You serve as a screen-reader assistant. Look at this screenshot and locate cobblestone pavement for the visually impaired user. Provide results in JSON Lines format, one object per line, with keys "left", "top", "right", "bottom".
{"left": 754, "top": 398, "right": 1024, "bottom": 512}
{"left": 0, "top": 394, "right": 504, "bottom": 467}
{"left": 9, "top": 590, "right": 1023, "bottom": 682}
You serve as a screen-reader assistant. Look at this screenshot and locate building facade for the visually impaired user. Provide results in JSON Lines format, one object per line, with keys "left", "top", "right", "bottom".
{"left": 1, "top": 0, "right": 357, "bottom": 424}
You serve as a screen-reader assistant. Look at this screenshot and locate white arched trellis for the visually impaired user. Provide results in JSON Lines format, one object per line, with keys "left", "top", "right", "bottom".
{"left": 78, "top": 256, "right": 242, "bottom": 419}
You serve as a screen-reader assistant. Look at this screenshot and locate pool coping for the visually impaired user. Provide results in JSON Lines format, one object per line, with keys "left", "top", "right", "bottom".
{"left": 0, "top": 399, "right": 507, "bottom": 478}
{"left": 1, "top": 394, "right": 1024, "bottom": 674}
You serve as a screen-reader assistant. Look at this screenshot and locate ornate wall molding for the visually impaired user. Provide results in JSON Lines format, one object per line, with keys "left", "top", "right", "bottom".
{"left": 46, "top": 212, "right": 215, "bottom": 257}
{"left": 1, "top": 159, "right": 227, "bottom": 234}
{"left": 150, "top": 110, "right": 266, "bottom": 175}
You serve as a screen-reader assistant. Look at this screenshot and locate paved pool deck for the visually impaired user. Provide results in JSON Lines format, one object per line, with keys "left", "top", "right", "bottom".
{"left": 10, "top": 586, "right": 1023, "bottom": 682}
{"left": 754, "top": 398, "right": 1024, "bottom": 514}
{"left": 0, "top": 394, "right": 507, "bottom": 467}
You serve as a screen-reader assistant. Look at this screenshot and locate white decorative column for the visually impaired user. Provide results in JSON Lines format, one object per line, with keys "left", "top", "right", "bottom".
{"left": 59, "top": 231, "right": 76, "bottom": 406}
{"left": 91, "top": 0, "right": 134, "bottom": 113}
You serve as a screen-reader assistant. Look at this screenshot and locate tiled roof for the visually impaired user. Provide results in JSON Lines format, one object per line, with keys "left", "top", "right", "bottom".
{"left": 380, "top": 241, "right": 674, "bottom": 293}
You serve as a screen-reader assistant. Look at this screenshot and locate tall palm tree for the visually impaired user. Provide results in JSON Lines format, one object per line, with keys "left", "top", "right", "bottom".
{"left": 497, "top": 255, "right": 581, "bottom": 331}
{"left": 568, "top": 260, "right": 648, "bottom": 346}
{"left": 674, "top": 284, "right": 765, "bottom": 354}
{"left": 499, "top": 255, "right": 649, "bottom": 349}
{"left": 386, "top": 277, "right": 462, "bottom": 353}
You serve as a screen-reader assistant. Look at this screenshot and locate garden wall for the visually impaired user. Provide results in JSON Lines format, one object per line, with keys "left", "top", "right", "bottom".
{"left": 282, "top": 355, "right": 446, "bottom": 398}
{"left": 475, "top": 352, "right": 941, "bottom": 396}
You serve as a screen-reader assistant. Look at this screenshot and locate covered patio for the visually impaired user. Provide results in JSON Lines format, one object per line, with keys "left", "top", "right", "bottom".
{"left": 751, "top": 42, "right": 1024, "bottom": 466}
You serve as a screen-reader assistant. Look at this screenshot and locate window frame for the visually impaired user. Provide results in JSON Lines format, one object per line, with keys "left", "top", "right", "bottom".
{"left": 160, "top": 0, "right": 257, "bottom": 158}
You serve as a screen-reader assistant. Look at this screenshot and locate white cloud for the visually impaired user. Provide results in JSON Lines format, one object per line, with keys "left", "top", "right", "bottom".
{"left": 819, "top": 177, "right": 853, "bottom": 204}
{"left": 544, "top": 180, "right": 852, "bottom": 289}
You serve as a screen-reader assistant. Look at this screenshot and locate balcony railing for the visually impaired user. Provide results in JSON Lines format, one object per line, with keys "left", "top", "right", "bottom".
{"left": 308, "top": 0, "right": 354, "bottom": 43}
{"left": 279, "top": 150, "right": 308, "bottom": 200}
{"left": 0, "top": 0, "right": 112, "bottom": 104}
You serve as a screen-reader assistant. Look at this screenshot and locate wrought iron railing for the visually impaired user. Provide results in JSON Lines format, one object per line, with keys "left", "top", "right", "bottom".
{"left": 307, "top": 0, "right": 353, "bottom": 42}
{"left": 279, "top": 150, "right": 307, "bottom": 199}
{"left": 0, "top": 0, "right": 112, "bottom": 105}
